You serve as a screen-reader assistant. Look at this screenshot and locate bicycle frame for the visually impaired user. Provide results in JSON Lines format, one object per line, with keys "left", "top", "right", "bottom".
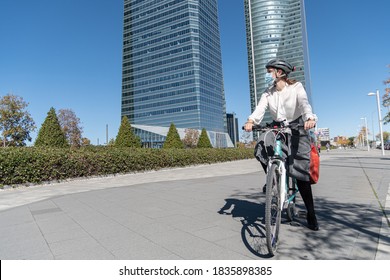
{"left": 268, "top": 139, "right": 286, "bottom": 211}
{"left": 266, "top": 131, "right": 298, "bottom": 212}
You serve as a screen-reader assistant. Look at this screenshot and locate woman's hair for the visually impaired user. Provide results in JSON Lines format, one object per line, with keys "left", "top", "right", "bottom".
{"left": 278, "top": 72, "right": 297, "bottom": 85}
{"left": 286, "top": 77, "right": 298, "bottom": 85}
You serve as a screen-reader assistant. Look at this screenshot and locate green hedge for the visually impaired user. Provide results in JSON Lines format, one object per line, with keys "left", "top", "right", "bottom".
{"left": 0, "top": 147, "right": 255, "bottom": 186}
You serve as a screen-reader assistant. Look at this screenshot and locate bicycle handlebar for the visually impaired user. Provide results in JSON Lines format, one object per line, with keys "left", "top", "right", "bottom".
{"left": 242, "top": 122, "right": 303, "bottom": 131}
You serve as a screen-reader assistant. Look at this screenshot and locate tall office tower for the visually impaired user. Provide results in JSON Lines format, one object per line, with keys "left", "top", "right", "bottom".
{"left": 244, "top": 0, "right": 312, "bottom": 124}
{"left": 226, "top": 113, "right": 239, "bottom": 147}
{"left": 121, "top": 0, "right": 227, "bottom": 138}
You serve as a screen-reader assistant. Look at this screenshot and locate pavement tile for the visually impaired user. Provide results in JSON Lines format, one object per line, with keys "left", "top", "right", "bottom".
{"left": 48, "top": 236, "right": 103, "bottom": 256}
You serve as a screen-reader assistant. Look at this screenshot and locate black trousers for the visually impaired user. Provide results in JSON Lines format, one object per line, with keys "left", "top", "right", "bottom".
{"left": 296, "top": 179, "right": 316, "bottom": 219}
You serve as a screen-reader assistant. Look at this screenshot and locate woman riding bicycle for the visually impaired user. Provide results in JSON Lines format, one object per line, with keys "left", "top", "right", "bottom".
{"left": 244, "top": 58, "right": 319, "bottom": 231}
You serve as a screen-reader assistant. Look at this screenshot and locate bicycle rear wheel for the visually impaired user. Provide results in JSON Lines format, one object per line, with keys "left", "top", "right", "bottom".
{"left": 265, "top": 163, "right": 281, "bottom": 256}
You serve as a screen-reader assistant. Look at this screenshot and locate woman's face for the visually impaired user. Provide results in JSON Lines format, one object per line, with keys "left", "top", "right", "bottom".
{"left": 267, "top": 68, "right": 277, "bottom": 78}
{"left": 267, "top": 68, "right": 283, "bottom": 79}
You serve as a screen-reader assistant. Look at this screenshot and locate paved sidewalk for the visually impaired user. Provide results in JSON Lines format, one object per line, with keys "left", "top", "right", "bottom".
{"left": 0, "top": 149, "right": 389, "bottom": 259}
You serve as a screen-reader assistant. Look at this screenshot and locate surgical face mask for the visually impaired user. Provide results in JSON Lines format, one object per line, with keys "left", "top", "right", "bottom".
{"left": 265, "top": 72, "right": 275, "bottom": 86}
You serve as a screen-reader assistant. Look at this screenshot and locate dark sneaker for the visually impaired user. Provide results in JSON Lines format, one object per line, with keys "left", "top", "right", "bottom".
{"left": 307, "top": 213, "right": 319, "bottom": 231}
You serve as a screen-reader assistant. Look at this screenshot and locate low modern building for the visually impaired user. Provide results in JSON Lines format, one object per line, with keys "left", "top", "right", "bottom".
{"left": 132, "top": 124, "right": 234, "bottom": 148}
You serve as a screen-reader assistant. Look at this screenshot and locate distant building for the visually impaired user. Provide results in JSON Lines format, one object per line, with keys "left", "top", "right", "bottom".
{"left": 317, "top": 128, "right": 330, "bottom": 141}
{"left": 226, "top": 113, "right": 239, "bottom": 147}
{"left": 244, "top": 0, "right": 312, "bottom": 125}
{"left": 333, "top": 136, "right": 347, "bottom": 142}
{"left": 121, "top": 0, "right": 228, "bottom": 147}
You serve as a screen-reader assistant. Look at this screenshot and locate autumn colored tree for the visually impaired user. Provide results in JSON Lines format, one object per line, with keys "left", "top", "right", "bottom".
{"left": 163, "top": 123, "right": 183, "bottom": 149}
{"left": 58, "top": 108, "right": 83, "bottom": 148}
{"left": 336, "top": 137, "right": 348, "bottom": 147}
{"left": 35, "top": 107, "right": 68, "bottom": 148}
{"left": 0, "top": 94, "right": 36, "bottom": 147}
{"left": 376, "top": 131, "right": 390, "bottom": 142}
{"left": 182, "top": 128, "right": 199, "bottom": 148}
{"left": 197, "top": 128, "right": 213, "bottom": 148}
{"left": 356, "top": 126, "right": 370, "bottom": 147}
{"left": 115, "top": 116, "right": 141, "bottom": 148}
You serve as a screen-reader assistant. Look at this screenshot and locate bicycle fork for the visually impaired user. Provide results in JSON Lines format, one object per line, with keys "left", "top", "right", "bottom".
{"left": 269, "top": 159, "right": 286, "bottom": 212}
{"left": 277, "top": 163, "right": 286, "bottom": 212}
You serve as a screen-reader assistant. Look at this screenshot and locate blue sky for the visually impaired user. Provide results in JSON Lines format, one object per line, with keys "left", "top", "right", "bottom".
{"left": 1, "top": 0, "right": 389, "bottom": 145}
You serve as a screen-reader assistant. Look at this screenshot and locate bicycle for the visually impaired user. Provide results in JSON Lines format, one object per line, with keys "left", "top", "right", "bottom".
{"left": 249, "top": 122, "right": 300, "bottom": 256}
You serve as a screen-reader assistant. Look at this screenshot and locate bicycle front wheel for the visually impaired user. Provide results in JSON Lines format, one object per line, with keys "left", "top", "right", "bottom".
{"left": 265, "top": 163, "right": 282, "bottom": 256}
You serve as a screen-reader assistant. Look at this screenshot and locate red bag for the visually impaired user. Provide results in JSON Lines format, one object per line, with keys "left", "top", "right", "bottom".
{"left": 310, "top": 143, "right": 320, "bottom": 184}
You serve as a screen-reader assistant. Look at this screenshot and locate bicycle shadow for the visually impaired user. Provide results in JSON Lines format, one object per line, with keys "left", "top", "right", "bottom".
{"left": 217, "top": 198, "right": 271, "bottom": 258}
{"left": 218, "top": 197, "right": 305, "bottom": 258}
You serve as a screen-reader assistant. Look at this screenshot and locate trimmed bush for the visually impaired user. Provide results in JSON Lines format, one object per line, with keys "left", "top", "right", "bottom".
{"left": 197, "top": 128, "right": 213, "bottom": 148}
{"left": 0, "top": 147, "right": 255, "bottom": 186}
{"left": 163, "top": 123, "right": 184, "bottom": 149}
{"left": 35, "top": 107, "right": 68, "bottom": 148}
{"left": 115, "top": 116, "right": 141, "bottom": 148}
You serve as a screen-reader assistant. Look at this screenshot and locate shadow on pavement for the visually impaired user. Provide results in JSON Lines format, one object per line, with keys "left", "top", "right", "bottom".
{"left": 217, "top": 197, "right": 303, "bottom": 258}
{"left": 218, "top": 191, "right": 390, "bottom": 259}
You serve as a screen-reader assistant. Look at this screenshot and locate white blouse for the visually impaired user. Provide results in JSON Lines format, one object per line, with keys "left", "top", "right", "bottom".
{"left": 248, "top": 82, "right": 317, "bottom": 124}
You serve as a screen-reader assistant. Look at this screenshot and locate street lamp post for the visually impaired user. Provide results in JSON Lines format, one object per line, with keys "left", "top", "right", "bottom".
{"left": 368, "top": 90, "right": 385, "bottom": 156}
{"left": 371, "top": 111, "right": 375, "bottom": 144}
{"left": 360, "top": 117, "right": 369, "bottom": 151}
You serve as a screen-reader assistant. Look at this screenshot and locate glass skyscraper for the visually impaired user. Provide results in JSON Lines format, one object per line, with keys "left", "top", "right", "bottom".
{"left": 121, "top": 0, "right": 227, "bottom": 136}
{"left": 244, "top": 0, "right": 312, "bottom": 124}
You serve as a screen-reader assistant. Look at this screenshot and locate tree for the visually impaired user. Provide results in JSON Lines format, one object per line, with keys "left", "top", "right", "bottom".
{"left": 0, "top": 94, "right": 36, "bottom": 147}
{"left": 382, "top": 91, "right": 390, "bottom": 124}
{"left": 35, "top": 107, "right": 68, "bottom": 148}
{"left": 383, "top": 131, "right": 390, "bottom": 142}
{"left": 376, "top": 131, "right": 390, "bottom": 142}
{"left": 383, "top": 64, "right": 390, "bottom": 124}
{"left": 197, "top": 128, "right": 213, "bottom": 148}
{"left": 115, "top": 116, "right": 141, "bottom": 148}
{"left": 182, "top": 128, "right": 199, "bottom": 148}
{"left": 336, "top": 137, "right": 348, "bottom": 147}
{"left": 58, "top": 109, "right": 83, "bottom": 148}
{"left": 163, "top": 123, "right": 183, "bottom": 149}
{"left": 348, "top": 137, "right": 355, "bottom": 147}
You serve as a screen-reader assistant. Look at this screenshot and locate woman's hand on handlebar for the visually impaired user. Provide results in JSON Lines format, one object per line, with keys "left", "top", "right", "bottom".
{"left": 304, "top": 119, "right": 316, "bottom": 130}
{"left": 244, "top": 120, "right": 254, "bottom": 132}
